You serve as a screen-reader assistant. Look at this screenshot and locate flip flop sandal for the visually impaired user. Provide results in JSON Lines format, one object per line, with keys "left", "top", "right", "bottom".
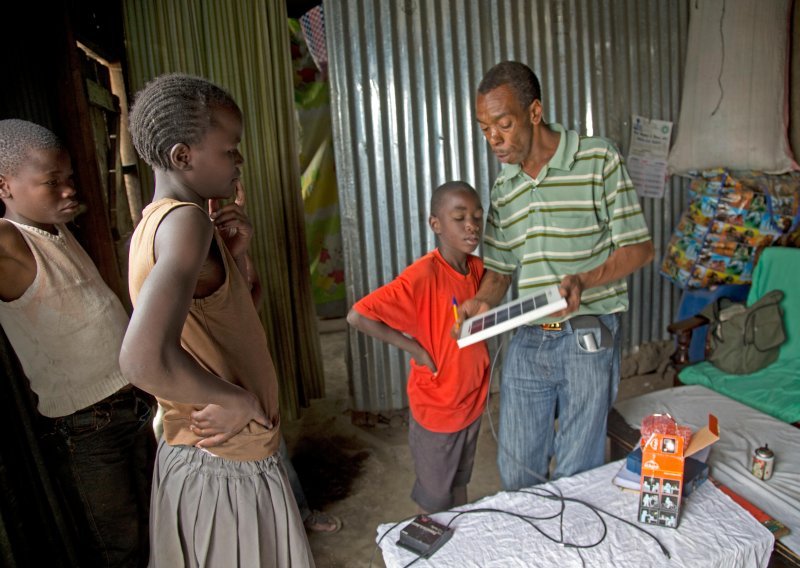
{"left": 304, "top": 510, "right": 342, "bottom": 534}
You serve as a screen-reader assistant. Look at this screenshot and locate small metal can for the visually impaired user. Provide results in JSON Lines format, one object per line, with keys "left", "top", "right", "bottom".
{"left": 751, "top": 444, "right": 775, "bottom": 480}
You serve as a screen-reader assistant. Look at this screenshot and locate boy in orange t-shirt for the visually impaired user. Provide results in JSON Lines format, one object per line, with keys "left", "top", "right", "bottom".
{"left": 347, "top": 181, "right": 489, "bottom": 512}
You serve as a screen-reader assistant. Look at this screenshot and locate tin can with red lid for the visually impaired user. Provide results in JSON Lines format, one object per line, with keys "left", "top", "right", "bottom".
{"left": 751, "top": 444, "right": 775, "bottom": 480}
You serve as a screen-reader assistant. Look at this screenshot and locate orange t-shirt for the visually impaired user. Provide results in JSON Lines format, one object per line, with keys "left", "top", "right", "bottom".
{"left": 353, "top": 249, "right": 489, "bottom": 433}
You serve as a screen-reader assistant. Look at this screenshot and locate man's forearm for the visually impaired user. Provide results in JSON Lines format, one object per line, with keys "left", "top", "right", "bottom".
{"left": 475, "top": 269, "right": 513, "bottom": 308}
{"left": 579, "top": 240, "right": 654, "bottom": 290}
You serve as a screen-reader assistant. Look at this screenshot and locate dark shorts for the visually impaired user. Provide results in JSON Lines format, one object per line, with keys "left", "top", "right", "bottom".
{"left": 408, "top": 414, "right": 482, "bottom": 512}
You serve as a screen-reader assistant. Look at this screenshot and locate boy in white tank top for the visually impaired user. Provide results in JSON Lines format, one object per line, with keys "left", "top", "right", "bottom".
{"left": 0, "top": 119, "right": 155, "bottom": 566}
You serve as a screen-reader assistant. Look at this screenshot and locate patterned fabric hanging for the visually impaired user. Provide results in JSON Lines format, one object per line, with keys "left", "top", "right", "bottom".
{"left": 299, "top": 5, "right": 328, "bottom": 77}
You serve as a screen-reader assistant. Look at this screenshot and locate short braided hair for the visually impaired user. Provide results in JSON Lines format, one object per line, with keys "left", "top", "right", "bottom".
{"left": 430, "top": 181, "right": 480, "bottom": 217}
{"left": 128, "top": 73, "right": 241, "bottom": 170}
{"left": 0, "top": 119, "right": 64, "bottom": 176}
{"left": 478, "top": 61, "right": 542, "bottom": 109}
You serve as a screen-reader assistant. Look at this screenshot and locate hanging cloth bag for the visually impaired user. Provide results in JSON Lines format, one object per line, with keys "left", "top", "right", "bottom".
{"left": 701, "top": 290, "right": 786, "bottom": 375}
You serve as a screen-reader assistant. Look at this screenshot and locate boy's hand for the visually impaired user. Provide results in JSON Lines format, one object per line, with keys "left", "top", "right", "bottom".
{"left": 414, "top": 346, "right": 438, "bottom": 375}
{"left": 190, "top": 390, "right": 272, "bottom": 449}
{"left": 208, "top": 181, "right": 253, "bottom": 259}
{"left": 451, "top": 298, "right": 490, "bottom": 338}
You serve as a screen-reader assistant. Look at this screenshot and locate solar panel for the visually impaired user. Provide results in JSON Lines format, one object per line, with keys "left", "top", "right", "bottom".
{"left": 456, "top": 285, "right": 568, "bottom": 348}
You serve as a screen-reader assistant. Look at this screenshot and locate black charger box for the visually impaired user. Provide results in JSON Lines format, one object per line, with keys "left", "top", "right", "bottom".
{"left": 397, "top": 515, "right": 454, "bottom": 558}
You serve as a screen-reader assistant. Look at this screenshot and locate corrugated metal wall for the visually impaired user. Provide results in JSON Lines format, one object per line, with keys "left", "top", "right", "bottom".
{"left": 328, "top": 0, "right": 690, "bottom": 414}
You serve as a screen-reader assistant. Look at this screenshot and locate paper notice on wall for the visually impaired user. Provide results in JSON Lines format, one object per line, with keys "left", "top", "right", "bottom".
{"left": 627, "top": 115, "right": 673, "bottom": 199}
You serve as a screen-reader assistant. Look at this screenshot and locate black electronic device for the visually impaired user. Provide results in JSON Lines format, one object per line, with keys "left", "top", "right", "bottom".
{"left": 396, "top": 515, "right": 454, "bottom": 558}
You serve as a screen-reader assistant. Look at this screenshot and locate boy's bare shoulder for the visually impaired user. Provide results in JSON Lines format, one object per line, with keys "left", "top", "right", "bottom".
{"left": 0, "top": 219, "right": 36, "bottom": 300}
{"left": 158, "top": 202, "right": 211, "bottom": 230}
{"left": 153, "top": 203, "right": 214, "bottom": 262}
{"left": 0, "top": 219, "right": 30, "bottom": 261}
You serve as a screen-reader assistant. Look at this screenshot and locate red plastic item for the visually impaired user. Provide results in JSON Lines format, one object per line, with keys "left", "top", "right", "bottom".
{"left": 641, "top": 414, "right": 692, "bottom": 448}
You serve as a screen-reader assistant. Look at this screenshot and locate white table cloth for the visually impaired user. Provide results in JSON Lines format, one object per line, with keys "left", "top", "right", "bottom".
{"left": 377, "top": 458, "right": 774, "bottom": 567}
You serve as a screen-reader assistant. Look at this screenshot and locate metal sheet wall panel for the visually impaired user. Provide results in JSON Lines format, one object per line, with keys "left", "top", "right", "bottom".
{"left": 328, "top": 0, "right": 690, "bottom": 413}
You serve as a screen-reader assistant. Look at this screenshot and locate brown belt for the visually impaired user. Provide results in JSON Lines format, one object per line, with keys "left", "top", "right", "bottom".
{"left": 540, "top": 322, "right": 563, "bottom": 331}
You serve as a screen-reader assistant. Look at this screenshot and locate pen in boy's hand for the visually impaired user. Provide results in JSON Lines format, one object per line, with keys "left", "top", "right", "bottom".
{"left": 452, "top": 296, "right": 460, "bottom": 330}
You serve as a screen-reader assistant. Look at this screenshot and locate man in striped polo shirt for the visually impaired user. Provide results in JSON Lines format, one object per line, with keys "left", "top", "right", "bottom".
{"left": 464, "top": 61, "right": 654, "bottom": 490}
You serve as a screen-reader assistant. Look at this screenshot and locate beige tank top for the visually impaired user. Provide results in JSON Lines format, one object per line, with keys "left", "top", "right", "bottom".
{"left": 128, "top": 199, "right": 280, "bottom": 461}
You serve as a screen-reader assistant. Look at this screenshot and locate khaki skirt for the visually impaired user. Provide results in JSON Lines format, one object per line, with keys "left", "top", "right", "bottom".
{"left": 149, "top": 438, "right": 314, "bottom": 567}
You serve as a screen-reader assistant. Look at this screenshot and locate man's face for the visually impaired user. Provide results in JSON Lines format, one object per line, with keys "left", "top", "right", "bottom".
{"left": 476, "top": 84, "right": 538, "bottom": 166}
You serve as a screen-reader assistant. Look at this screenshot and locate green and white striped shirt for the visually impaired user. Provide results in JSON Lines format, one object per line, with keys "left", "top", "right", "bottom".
{"left": 483, "top": 123, "right": 651, "bottom": 322}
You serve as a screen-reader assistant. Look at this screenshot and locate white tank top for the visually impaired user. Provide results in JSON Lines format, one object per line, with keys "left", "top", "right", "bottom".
{"left": 0, "top": 220, "right": 129, "bottom": 417}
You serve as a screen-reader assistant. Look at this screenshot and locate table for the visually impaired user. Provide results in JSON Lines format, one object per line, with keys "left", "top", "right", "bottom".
{"left": 377, "top": 460, "right": 774, "bottom": 567}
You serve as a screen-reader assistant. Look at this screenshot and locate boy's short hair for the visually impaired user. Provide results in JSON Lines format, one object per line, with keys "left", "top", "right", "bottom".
{"left": 430, "top": 181, "right": 480, "bottom": 217}
{"left": 128, "top": 73, "right": 241, "bottom": 170}
{"left": 0, "top": 119, "right": 64, "bottom": 176}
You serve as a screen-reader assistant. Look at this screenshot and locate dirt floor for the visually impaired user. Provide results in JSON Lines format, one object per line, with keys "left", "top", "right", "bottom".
{"left": 281, "top": 320, "right": 675, "bottom": 567}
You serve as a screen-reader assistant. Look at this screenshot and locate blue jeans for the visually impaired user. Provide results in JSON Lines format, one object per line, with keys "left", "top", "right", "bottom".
{"left": 497, "top": 314, "right": 621, "bottom": 490}
{"left": 41, "top": 387, "right": 156, "bottom": 567}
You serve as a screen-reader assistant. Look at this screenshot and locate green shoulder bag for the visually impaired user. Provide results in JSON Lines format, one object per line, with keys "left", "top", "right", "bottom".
{"left": 701, "top": 289, "right": 786, "bottom": 375}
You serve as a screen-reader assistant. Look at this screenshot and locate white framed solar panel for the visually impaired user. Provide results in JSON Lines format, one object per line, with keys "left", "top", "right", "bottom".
{"left": 456, "top": 285, "right": 568, "bottom": 348}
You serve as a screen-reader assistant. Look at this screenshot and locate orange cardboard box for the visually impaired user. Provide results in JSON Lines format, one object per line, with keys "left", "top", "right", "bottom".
{"left": 638, "top": 414, "right": 719, "bottom": 528}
